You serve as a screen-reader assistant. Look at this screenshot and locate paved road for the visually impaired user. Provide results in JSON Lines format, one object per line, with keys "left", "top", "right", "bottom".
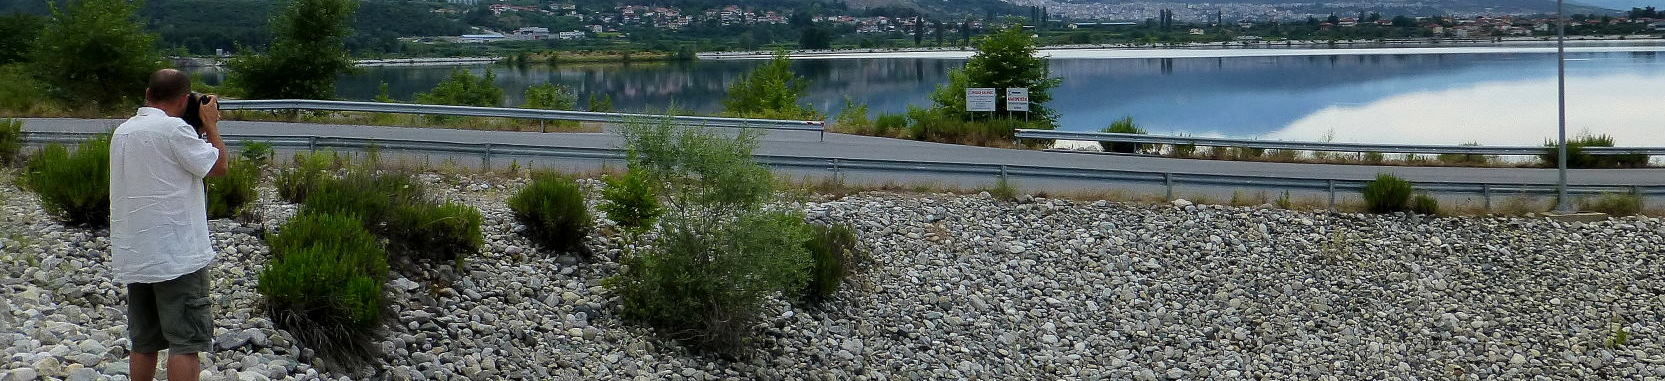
{"left": 19, "top": 118, "right": 1665, "bottom": 203}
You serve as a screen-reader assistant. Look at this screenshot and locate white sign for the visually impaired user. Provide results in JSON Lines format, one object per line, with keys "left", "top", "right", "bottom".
{"left": 966, "top": 88, "right": 997, "bottom": 112}
{"left": 1005, "top": 88, "right": 1030, "bottom": 112}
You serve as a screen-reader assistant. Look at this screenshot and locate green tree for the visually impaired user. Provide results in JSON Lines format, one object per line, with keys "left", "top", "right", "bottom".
{"left": 800, "top": 27, "right": 832, "bottom": 50}
{"left": 226, "top": 0, "right": 358, "bottom": 99}
{"left": 721, "top": 52, "right": 817, "bottom": 119}
{"left": 522, "top": 83, "right": 575, "bottom": 110}
{"left": 31, "top": 0, "right": 160, "bottom": 109}
{"left": 0, "top": 14, "right": 43, "bottom": 65}
{"left": 415, "top": 69, "right": 502, "bottom": 107}
{"left": 929, "top": 24, "right": 1060, "bottom": 127}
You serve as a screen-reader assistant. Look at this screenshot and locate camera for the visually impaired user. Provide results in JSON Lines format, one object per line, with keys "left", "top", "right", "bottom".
{"left": 181, "top": 92, "right": 214, "bottom": 132}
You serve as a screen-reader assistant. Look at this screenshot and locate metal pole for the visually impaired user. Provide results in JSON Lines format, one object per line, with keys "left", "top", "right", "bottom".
{"left": 1554, "top": 0, "right": 1573, "bottom": 213}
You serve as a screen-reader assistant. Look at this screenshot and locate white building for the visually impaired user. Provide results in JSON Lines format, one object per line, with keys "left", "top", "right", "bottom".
{"left": 557, "top": 31, "right": 586, "bottom": 40}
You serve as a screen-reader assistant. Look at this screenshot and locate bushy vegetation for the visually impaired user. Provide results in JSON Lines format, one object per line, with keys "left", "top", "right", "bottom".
{"left": 239, "top": 141, "right": 274, "bottom": 167}
{"left": 1410, "top": 194, "right": 1440, "bottom": 216}
{"left": 205, "top": 159, "right": 260, "bottom": 220}
{"left": 225, "top": 0, "right": 358, "bottom": 99}
{"left": 1541, "top": 134, "right": 1650, "bottom": 169}
{"left": 0, "top": 118, "right": 20, "bottom": 166}
{"left": 830, "top": 98, "right": 871, "bottom": 133}
{"left": 24, "top": 137, "right": 110, "bottom": 227}
{"left": 801, "top": 223, "right": 862, "bottom": 305}
{"left": 586, "top": 94, "right": 614, "bottom": 113}
{"left": 257, "top": 212, "right": 387, "bottom": 366}
{"left": 874, "top": 113, "right": 909, "bottom": 137}
{"left": 1361, "top": 173, "right": 1414, "bottom": 214}
{"left": 385, "top": 202, "right": 484, "bottom": 262}
{"left": 607, "top": 117, "right": 813, "bottom": 355}
{"left": 721, "top": 52, "right": 819, "bottom": 120}
{"left": 1581, "top": 192, "right": 1643, "bottom": 216}
{"left": 522, "top": 83, "right": 576, "bottom": 111}
{"left": 301, "top": 171, "right": 425, "bottom": 231}
{"left": 906, "top": 24, "right": 1061, "bottom": 147}
{"left": 600, "top": 169, "right": 662, "bottom": 236}
{"left": 1099, "top": 116, "right": 1149, "bottom": 154}
{"left": 1437, "top": 142, "right": 1493, "bottom": 166}
{"left": 508, "top": 172, "right": 593, "bottom": 255}
{"left": 275, "top": 151, "right": 338, "bottom": 204}
{"left": 31, "top": 0, "right": 161, "bottom": 110}
{"left": 904, "top": 106, "right": 1046, "bottom": 147}
{"left": 416, "top": 69, "right": 503, "bottom": 110}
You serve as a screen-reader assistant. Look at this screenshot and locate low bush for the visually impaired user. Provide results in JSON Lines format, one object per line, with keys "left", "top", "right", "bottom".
{"left": 1581, "top": 193, "right": 1643, "bottom": 216}
{"left": 300, "top": 171, "right": 425, "bottom": 231}
{"left": 0, "top": 118, "right": 20, "bottom": 166}
{"left": 904, "top": 106, "right": 1045, "bottom": 147}
{"left": 239, "top": 141, "right": 274, "bottom": 168}
{"left": 1170, "top": 143, "right": 1197, "bottom": 158}
{"left": 1410, "top": 194, "right": 1440, "bottom": 215}
{"left": 987, "top": 176, "right": 1019, "bottom": 202}
{"left": 1362, "top": 152, "right": 1387, "bottom": 164}
{"left": 608, "top": 117, "right": 812, "bottom": 355}
{"left": 1541, "top": 134, "right": 1650, "bottom": 169}
{"left": 1438, "top": 143, "right": 1493, "bottom": 166}
{"left": 831, "top": 97, "right": 871, "bottom": 134}
{"left": 206, "top": 159, "right": 260, "bottom": 220}
{"left": 1361, "top": 173, "right": 1414, "bottom": 214}
{"left": 258, "top": 212, "right": 387, "bottom": 366}
{"left": 385, "top": 202, "right": 484, "bottom": 262}
{"left": 24, "top": 137, "right": 109, "bottom": 227}
{"left": 801, "top": 223, "right": 862, "bottom": 304}
{"left": 508, "top": 172, "right": 592, "bottom": 255}
{"left": 600, "top": 169, "right": 661, "bottom": 236}
{"left": 873, "top": 113, "right": 908, "bottom": 137}
{"left": 1099, "top": 116, "right": 1148, "bottom": 154}
{"left": 275, "top": 151, "right": 338, "bottom": 204}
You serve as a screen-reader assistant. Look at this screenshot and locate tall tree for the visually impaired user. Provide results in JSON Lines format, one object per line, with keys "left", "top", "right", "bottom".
{"left": 227, "top": 0, "right": 358, "bottom": 99}
{"left": 31, "top": 0, "right": 160, "bottom": 109}
{"left": 933, "top": 21, "right": 944, "bottom": 46}
{"left": 930, "top": 24, "right": 1060, "bottom": 127}
{"left": 800, "top": 27, "right": 831, "bottom": 50}
{"left": 0, "top": 13, "right": 43, "bottom": 64}
{"left": 913, "top": 17, "right": 924, "bottom": 46}
{"left": 722, "top": 53, "right": 815, "bottom": 119}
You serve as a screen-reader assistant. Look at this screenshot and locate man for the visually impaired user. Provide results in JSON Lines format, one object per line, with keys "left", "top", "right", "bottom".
{"left": 110, "top": 69, "right": 228, "bottom": 381}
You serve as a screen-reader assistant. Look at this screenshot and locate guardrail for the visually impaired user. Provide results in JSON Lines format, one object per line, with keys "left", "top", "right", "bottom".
{"left": 218, "top": 99, "right": 829, "bottom": 140}
{"left": 23, "top": 131, "right": 1665, "bottom": 212}
{"left": 1014, "top": 129, "right": 1665, "bottom": 156}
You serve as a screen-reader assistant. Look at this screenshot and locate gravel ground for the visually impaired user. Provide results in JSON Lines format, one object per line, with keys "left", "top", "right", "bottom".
{"left": 3, "top": 170, "right": 1665, "bottom": 380}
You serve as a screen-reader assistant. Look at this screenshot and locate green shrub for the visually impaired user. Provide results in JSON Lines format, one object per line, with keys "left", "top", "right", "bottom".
{"left": 258, "top": 212, "right": 387, "bottom": 365}
{"left": 802, "top": 223, "right": 861, "bottom": 304}
{"left": 24, "top": 137, "right": 109, "bottom": 227}
{"left": 1170, "top": 143, "right": 1197, "bottom": 158}
{"left": 1362, "top": 152, "right": 1386, "bottom": 164}
{"left": 587, "top": 94, "right": 613, "bottom": 112}
{"left": 905, "top": 106, "right": 1044, "bottom": 147}
{"left": 385, "top": 202, "right": 483, "bottom": 262}
{"left": 31, "top": 0, "right": 161, "bottom": 110}
{"left": 0, "top": 64, "right": 58, "bottom": 116}
{"left": 416, "top": 69, "right": 503, "bottom": 108}
{"left": 300, "top": 171, "right": 425, "bottom": 231}
{"left": 1437, "top": 142, "right": 1493, "bottom": 166}
{"left": 1361, "top": 173, "right": 1414, "bottom": 214}
{"left": 1410, "top": 194, "right": 1440, "bottom": 215}
{"left": 608, "top": 117, "right": 812, "bottom": 355}
{"left": 508, "top": 172, "right": 592, "bottom": 255}
{"left": 522, "top": 83, "right": 576, "bottom": 110}
{"left": 1099, "top": 116, "right": 1148, "bottom": 154}
{"left": 722, "top": 52, "right": 818, "bottom": 120}
{"left": 1542, "top": 134, "right": 1650, "bottom": 169}
{"left": 600, "top": 169, "right": 661, "bottom": 235}
{"left": 831, "top": 97, "right": 871, "bottom": 134}
{"left": 239, "top": 141, "right": 274, "bottom": 167}
{"left": 0, "top": 118, "right": 20, "bottom": 166}
{"left": 1581, "top": 193, "right": 1642, "bottom": 216}
{"left": 205, "top": 159, "right": 260, "bottom": 220}
{"left": 874, "top": 113, "right": 908, "bottom": 137}
{"left": 988, "top": 176, "right": 1019, "bottom": 202}
{"left": 275, "top": 151, "right": 337, "bottom": 204}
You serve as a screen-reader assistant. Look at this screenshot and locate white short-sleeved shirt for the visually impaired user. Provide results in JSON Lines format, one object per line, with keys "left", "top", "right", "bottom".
{"left": 109, "top": 107, "right": 221, "bottom": 284}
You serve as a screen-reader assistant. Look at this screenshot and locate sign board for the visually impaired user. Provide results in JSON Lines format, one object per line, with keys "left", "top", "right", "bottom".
{"left": 1005, "top": 88, "right": 1030, "bottom": 112}
{"left": 965, "top": 88, "right": 997, "bottom": 112}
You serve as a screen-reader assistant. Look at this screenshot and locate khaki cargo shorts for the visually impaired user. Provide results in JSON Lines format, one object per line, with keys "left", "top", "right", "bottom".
{"left": 127, "top": 266, "right": 212, "bottom": 354}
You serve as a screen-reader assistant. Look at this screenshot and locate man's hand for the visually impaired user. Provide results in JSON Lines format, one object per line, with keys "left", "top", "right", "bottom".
{"left": 199, "top": 95, "right": 220, "bottom": 132}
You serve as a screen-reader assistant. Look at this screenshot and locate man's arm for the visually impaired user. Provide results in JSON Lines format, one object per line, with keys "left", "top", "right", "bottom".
{"left": 200, "top": 96, "right": 229, "bottom": 178}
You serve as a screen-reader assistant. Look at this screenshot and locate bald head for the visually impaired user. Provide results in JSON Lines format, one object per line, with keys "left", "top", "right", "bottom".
{"left": 146, "top": 69, "right": 191, "bottom": 105}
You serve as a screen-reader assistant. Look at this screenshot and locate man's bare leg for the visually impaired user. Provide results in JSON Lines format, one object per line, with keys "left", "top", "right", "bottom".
{"left": 131, "top": 352, "right": 158, "bottom": 381}
{"left": 167, "top": 353, "right": 201, "bottom": 381}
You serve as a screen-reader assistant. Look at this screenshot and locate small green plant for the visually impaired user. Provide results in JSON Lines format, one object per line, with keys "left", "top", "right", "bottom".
{"left": 873, "top": 113, "right": 909, "bottom": 137}
{"left": 1276, "top": 191, "right": 1294, "bottom": 209}
{"left": 831, "top": 97, "right": 871, "bottom": 134}
{"left": 205, "top": 159, "right": 260, "bottom": 220}
{"left": 239, "top": 141, "right": 274, "bottom": 167}
{"left": 1099, "top": 116, "right": 1147, "bottom": 154}
{"left": 1607, "top": 324, "right": 1630, "bottom": 349}
{"left": 258, "top": 212, "right": 387, "bottom": 366}
{"left": 24, "top": 137, "right": 110, "bottom": 227}
{"left": 0, "top": 118, "right": 21, "bottom": 167}
{"left": 587, "top": 93, "right": 613, "bottom": 112}
{"left": 1361, "top": 173, "right": 1414, "bottom": 214}
{"left": 1581, "top": 192, "right": 1643, "bottom": 216}
{"left": 384, "top": 202, "right": 484, "bottom": 262}
{"left": 600, "top": 169, "right": 662, "bottom": 236}
{"left": 275, "top": 151, "right": 337, "bottom": 204}
{"left": 987, "top": 176, "right": 1019, "bottom": 202}
{"left": 1410, "top": 194, "right": 1440, "bottom": 216}
{"left": 801, "top": 223, "right": 862, "bottom": 304}
{"left": 508, "top": 172, "right": 593, "bottom": 255}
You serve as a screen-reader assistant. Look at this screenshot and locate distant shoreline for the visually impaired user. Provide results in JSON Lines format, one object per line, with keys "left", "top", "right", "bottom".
{"left": 700, "top": 35, "right": 1665, "bottom": 60}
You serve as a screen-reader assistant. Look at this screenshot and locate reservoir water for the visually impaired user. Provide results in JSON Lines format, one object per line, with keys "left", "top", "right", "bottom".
{"left": 194, "top": 43, "right": 1665, "bottom": 146}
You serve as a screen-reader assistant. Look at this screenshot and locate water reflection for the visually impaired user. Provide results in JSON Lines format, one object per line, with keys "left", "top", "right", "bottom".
{"left": 195, "top": 51, "right": 1662, "bottom": 146}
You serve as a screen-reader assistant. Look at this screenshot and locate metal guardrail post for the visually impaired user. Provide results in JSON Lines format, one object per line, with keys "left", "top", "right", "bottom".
{"left": 1000, "top": 165, "right": 1008, "bottom": 181}
{"left": 308, "top": 136, "right": 317, "bottom": 151}
{"left": 1163, "top": 173, "right": 1174, "bottom": 201}
{"left": 1327, "top": 180, "right": 1337, "bottom": 210}
{"left": 831, "top": 158, "right": 841, "bottom": 176}
{"left": 1483, "top": 184, "right": 1493, "bottom": 212}
{"left": 482, "top": 143, "right": 494, "bottom": 170}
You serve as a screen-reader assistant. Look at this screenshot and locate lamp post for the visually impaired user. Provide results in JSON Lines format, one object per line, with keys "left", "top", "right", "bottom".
{"left": 1554, "top": 0, "right": 1573, "bottom": 213}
